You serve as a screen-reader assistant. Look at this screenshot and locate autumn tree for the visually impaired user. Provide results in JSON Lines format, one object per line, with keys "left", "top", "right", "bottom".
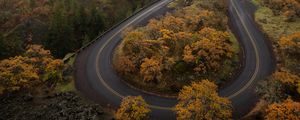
{"left": 265, "top": 99, "right": 300, "bottom": 120}
{"left": 195, "top": 0, "right": 228, "bottom": 12}
{"left": 44, "top": 59, "right": 65, "bottom": 88}
{"left": 274, "top": 70, "right": 300, "bottom": 95}
{"left": 183, "top": 27, "right": 234, "bottom": 74}
{"left": 284, "top": 10, "right": 297, "bottom": 22}
{"left": 257, "top": 75, "right": 288, "bottom": 104}
{"left": 25, "top": 45, "right": 65, "bottom": 88}
{"left": 175, "top": 80, "right": 232, "bottom": 120}
{"left": 0, "top": 44, "right": 66, "bottom": 94}
{"left": 158, "top": 29, "right": 193, "bottom": 57}
{"left": 171, "top": 0, "right": 227, "bottom": 11}
{"left": 175, "top": 7, "right": 227, "bottom": 31}
{"left": 114, "top": 0, "right": 237, "bottom": 93}
{"left": 140, "top": 57, "right": 163, "bottom": 82}
{"left": 0, "top": 56, "right": 39, "bottom": 93}
{"left": 114, "top": 55, "right": 136, "bottom": 75}
{"left": 278, "top": 32, "right": 300, "bottom": 57}
{"left": 257, "top": 70, "right": 300, "bottom": 103}
{"left": 160, "top": 14, "right": 186, "bottom": 33}
{"left": 25, "top": 45, "right": 53, "bottom": 71}
{"left": 122, "top": 31, "right": 148, "bottom": 58}
{"left": 261, "top": 0, "right": 300, "bottom": 20}
{"left": 115, "top": 96, "right": 150, "bottom": 120}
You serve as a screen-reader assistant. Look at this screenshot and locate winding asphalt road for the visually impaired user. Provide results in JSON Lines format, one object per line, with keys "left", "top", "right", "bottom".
{"left": 74, "top": 0, "right": 275, "bottom": 119}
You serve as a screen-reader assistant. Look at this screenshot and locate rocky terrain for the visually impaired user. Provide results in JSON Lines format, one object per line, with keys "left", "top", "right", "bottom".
{"left": 0, "top": 92, "right": 112, "bottom": 120}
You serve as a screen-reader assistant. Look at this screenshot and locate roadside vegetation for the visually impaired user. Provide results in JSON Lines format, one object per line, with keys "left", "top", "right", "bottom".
{"left": 114, "top": 0, "right": 240, "bottom": 95}
{"left": 115, "top": 80, "right": 232, "bottom": 120}
{"left": 245, "top": 0, "right": 300, "bottom": 119}
{"left": 0, "top": 45, "right": 114, "bottom": 120}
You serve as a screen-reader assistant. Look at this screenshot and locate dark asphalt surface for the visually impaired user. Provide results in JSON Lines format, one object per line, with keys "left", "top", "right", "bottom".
{"left": 74, "top": 0, "right": 275, "bottom": 119}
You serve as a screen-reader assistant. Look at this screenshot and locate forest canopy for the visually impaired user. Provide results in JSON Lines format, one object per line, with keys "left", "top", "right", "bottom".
{"left": 0, "top": 0, "right": 155, "bottom": 59}
{"left": 114, "top": 0, "right": 240, "bottom": 94}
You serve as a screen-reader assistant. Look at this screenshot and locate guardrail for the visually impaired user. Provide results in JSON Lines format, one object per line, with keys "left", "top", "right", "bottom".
{"left": 63, "top": 0, "right": 161, "bottom": 62}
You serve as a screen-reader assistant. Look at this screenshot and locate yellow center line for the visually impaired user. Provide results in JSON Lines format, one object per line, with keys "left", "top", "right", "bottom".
{"left": 95, "top": 0, "right": 173, "bottom": 110}
{"left": 227, "top": 0, "right": 260, "bottom": 99}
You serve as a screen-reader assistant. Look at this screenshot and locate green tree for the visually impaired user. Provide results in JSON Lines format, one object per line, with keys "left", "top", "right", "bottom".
{"left": 74, "top": 5, "right": 87, "bottom": 37}
{"left": 0, "top": 34, "right": 24, "bottom": 59}
{"left": 45, "top": 5, "right": 76, "bottom": 58}
{"left": 87, "top": 6, "right": 105, "bottom": 39}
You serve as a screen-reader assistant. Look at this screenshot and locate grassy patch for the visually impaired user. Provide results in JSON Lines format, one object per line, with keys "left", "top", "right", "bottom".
{"left": 251, "top": 0, "right": 261, "bottom": 7}
{"left": 229, "top": 31, "right": 240, "bottom": 54}
{"left": 254, "top": 2, "right": 300, "bottom": 75}
{"left": 63, "top": 53, "right": 76, "bottom": 65}
{"left": 255, "top": 7, "right": 300, "bottom": 41}
{"left": 54, "top": 80, "right": 76, "bottom": 93}
{"left": 0, "top": 86, "right": 4, "bottom": 95}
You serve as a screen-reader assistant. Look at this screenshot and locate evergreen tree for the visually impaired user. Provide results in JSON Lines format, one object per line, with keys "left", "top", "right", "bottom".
{"left": 0, "top": 34, "right": 24, "bottom": 59}
{"left": 45, "top": 5, "right": 76, "bottom": 58}
{"left": 88, "top": 6, "right": 105, "bottom": 39}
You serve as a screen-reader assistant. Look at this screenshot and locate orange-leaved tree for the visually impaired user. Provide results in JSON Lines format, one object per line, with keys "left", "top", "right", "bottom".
{"left": 115, "top": 96, "right": 150, "bottom": 120}
{"left": 0, "top": 45, "right": 66, "bottom": 94}
{"left": 0, "top": 56, "right": 39, "bottom": 93}
{"left": 140, "top": 57, "right": 163, "bottom": 82}
{"left": 265, "top": 99, "right": 300, "bottom": 120}
{"left": 175, "top": 80, "right": 232, "bottom": 120}
{"left": 278, "top": 32, "right": 300, "bottom": 57}
{"left": 183, "top": 27, "right": 234, "bottom": 74}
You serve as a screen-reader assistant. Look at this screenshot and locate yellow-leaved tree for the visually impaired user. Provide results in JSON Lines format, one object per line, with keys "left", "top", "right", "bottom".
{"left": 114, "top": 55, "right": 136, "bottom": 75}
{"left": 0, "top": 45, "right": 65, "bottom": 94}
{"left": 0, "top": 56, "right": 39, "bottom": 93}
{"left": 140, "top": 57, "right": 163, "bottom": 82}
{"left": 183, "top": 27, "right": 234, "bottom": 73}
{"left": 175, "top": 80, "right": 232, "bottom": 120}
{"left": 278, "top": 32, "right": 300, "bottom": 56}
{"left": 274, "top": 70, "right": 300, "bottom": 95}
{"left": 265, "top": 99, "right": 300, "bottom": 120}
{"left": 115, "top": 96, "right": 151, "bottom": 120}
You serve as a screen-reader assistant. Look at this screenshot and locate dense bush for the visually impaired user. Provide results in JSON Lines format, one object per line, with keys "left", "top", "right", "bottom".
{"left": 261, "top": 0, "right": 300, "bottom": 21}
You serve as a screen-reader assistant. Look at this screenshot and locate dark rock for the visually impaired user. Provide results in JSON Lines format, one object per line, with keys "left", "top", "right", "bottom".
{"left": 0, "top": 92, "right": 108, "bottom": 120}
